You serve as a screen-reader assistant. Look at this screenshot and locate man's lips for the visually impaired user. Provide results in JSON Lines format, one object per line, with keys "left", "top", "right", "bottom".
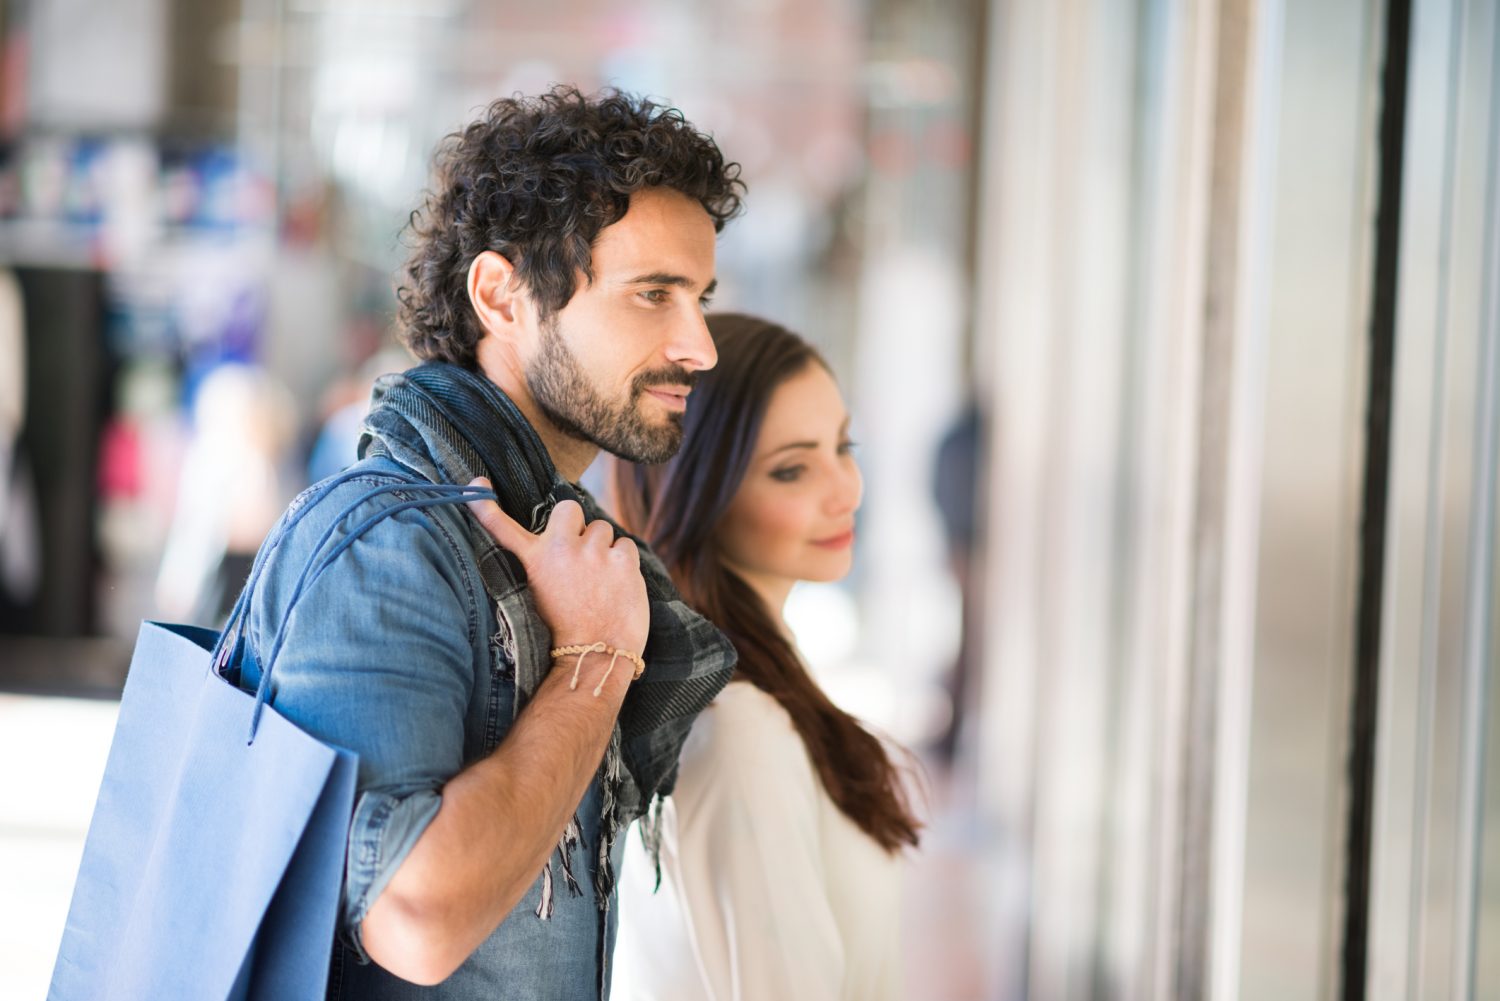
{"left": 643, "top": 386, "right": 690, "bottom": 411}
{"left": 812, "top": 530, "right": 855, "bottom": 550}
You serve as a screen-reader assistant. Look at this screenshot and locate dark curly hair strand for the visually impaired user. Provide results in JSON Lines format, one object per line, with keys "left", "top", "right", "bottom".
{"left": 396, "top": 86, "right": 745, "bottom": 369}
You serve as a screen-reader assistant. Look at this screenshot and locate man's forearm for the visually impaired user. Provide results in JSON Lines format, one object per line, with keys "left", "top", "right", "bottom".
{"left": 360, "top": 651, "right": 632, "bottom": 985}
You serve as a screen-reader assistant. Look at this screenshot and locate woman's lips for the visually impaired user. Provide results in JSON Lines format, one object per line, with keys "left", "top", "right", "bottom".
{"left": 812, "top": 530, "right": 855, "bottom": 550}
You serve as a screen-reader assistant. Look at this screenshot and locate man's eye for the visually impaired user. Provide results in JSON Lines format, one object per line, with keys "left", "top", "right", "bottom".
{"left": 770, "top": 466, "right": 804, "bottom": 483}
{"left": 699, "top": 296, "right": 715, "bottom": 310}
{"left": 642, "top": 289, "right": 669, "bottom": 304}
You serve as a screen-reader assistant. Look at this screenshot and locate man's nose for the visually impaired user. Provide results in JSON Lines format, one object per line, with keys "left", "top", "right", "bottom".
{"left": 666, "top": 308, "right": 717, "bottom": 372}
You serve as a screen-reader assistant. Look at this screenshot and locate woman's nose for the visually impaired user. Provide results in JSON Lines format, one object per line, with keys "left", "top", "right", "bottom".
{"left": 827, "top": 462, "right": 862, "bottom": 515}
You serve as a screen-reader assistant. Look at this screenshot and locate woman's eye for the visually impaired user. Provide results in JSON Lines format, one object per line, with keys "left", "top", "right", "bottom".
{"left": 770, "top": 466, "right": 805, "bottom": 483}
{"left": 838, "top": 439, "right": 858, "bottom": 455}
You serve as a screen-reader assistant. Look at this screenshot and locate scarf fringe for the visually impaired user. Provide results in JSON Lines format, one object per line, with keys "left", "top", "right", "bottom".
{"left": 638, "top": 794, "right": 667, "bottom": 893}
{"left": 592, "top": 728, "right": 626, "bottom": 908}
{"left": 557, "top": 815, "right": 584, "bottom": 897}
{"left": 534, "top": 862, "right": 553, "bottom": 920}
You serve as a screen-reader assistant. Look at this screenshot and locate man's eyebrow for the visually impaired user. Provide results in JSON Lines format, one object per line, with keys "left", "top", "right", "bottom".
{"left": 625, "top": 273, "right": 718, "bottom": 296}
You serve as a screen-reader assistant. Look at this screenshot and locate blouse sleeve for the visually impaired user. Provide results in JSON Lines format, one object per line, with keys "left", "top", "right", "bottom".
{"left": 666, "top": 683, "right": 845, "bottom": 1001}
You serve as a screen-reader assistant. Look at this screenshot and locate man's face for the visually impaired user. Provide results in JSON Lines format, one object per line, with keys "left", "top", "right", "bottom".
{"left": 524, "top": 187, "right": 719, "bottom": 465}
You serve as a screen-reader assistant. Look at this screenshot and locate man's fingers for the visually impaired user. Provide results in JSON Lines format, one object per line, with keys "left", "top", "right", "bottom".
{"left": 582, "top": 519, "right": 616, "bottom": 549}
{"left": 544, "top": 499, "right": 587, "bottom": 537}
{"left": 467, "top": 490, "right": 634, "bottom": 577}
{"left": 466, "top": 478, "right": 534, "bottom": 557}
{"left": 610, "top": 535, "right": 641, "bottom": 568}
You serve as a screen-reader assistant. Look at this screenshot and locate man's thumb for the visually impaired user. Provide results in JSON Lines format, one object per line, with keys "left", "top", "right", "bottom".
{"left": 465, "top": 478, "right": 534, "bottom": 557}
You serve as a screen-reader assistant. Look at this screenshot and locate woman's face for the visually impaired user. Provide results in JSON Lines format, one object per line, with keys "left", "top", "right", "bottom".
{"left": 717, "top": 362, "right": 862, "bottom": 604}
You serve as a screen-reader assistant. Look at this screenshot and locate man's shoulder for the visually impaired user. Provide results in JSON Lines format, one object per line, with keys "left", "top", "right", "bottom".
{"left": 265, "top": 457, "right": 480, "bottom": 585}
{"left": 288, "top": 454, "right": 433, "bottom": 510}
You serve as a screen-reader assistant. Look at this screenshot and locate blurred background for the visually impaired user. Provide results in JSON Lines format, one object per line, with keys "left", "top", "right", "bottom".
{"left": 0, "top": 0, "right": 1496, "bottom": 999}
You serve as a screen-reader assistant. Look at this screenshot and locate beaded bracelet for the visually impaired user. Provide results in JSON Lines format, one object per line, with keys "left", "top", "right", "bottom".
{"left": 550, "top": 642, "right": 646, "bottom": 696}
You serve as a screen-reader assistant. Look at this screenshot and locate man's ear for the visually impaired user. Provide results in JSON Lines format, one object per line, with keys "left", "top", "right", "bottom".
{"left": 467, "top": 251, "right": 524, "bottom": 338}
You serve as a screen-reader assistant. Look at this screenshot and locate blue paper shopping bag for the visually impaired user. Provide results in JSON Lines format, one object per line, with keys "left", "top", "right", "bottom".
{"left": 48, "top": 472, "right": 496, "bottom": 1001}
{"left": 47, "top": 621, "right": 357, "bottom": 1001}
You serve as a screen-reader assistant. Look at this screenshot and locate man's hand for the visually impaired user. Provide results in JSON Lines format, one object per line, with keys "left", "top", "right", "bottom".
{"left": 466, "top": 479, "right": 649, "bottom": 656}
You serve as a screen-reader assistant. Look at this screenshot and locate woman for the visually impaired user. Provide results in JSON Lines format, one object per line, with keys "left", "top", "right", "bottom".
{"left": 609, "top": 314, "right": 922, "bottom": 1000}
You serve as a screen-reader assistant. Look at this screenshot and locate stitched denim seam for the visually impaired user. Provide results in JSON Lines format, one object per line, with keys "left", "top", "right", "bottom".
{"left": 483, "top": 628, "right": 512, "bottom": 751}
{"left": 351, "top": 793, "right": 395, "bottom": 922}
{"left": 299, "top": 473, "right": 483, "bottom": 648}
{"left": 415, "top": 501, "right": 480, "bottom": 648}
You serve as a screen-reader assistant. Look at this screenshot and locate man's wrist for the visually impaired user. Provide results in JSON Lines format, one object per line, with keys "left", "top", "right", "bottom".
{"left": 548, "top": 643, "right": 645, "bottom": 696}
{"left": 548, "top": 635, "right": 645, "bottom": 659}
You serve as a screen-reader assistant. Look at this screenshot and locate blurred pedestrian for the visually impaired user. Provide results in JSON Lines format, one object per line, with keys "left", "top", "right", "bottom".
{"left": 154, "top": 363, "right": 295, "bottom": 624}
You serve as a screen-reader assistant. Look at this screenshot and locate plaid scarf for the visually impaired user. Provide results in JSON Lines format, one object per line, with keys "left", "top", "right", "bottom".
{"left": 359, "top": 362, "right": 736, "bottom": 914}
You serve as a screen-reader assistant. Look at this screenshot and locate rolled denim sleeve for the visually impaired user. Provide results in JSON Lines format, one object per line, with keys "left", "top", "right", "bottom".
{"left": 340, "top": 788, "right": 443, "bottom": 961}
{"left": 245, "top": 480, "right": 485, "bottom": 963}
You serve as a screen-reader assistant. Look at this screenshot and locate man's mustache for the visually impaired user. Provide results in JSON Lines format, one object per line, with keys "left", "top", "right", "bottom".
{"left": 633, "top": 367, "right": 700, "bottom": 393}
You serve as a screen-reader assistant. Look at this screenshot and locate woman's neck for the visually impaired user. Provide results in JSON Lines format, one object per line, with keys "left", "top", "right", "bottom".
{"left": 728, "top": 564, "right": 797, "bottom": 638}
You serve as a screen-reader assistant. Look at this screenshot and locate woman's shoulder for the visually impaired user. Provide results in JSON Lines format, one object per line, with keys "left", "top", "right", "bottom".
{"left": 668, "top": 680, "right": 831, "bottom": 856}
{"left": 707, "top": 680, "right": 797, "bottom": 734}
{"left": 684, "top": 681, "right": 813, "bottom": 783}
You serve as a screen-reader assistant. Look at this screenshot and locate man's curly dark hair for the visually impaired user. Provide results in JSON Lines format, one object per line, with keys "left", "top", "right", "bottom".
{"left": 396, "top": 86, "right": 745, "bottom": 369}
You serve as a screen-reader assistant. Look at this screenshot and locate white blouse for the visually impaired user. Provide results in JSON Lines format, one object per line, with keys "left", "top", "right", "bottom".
{"left": 611, "top": 681, "right": 905, "bottom": 1001}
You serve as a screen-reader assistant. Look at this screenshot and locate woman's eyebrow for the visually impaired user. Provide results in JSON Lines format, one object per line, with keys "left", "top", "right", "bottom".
{"left": 766, "top": 440, "right": 818, "bottom": 457}
{"left": 762, "top": 416, "right": 852, "bottom": 458}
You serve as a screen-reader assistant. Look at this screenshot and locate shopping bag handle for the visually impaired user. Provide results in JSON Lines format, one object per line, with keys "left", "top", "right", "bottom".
{"left": 212, "top": 470, "right": 497, "bottom": 743}
{"left": 211, "top": 466, "right": 422, "bottom": 673}
{"left": 249, "top": 480, "right": 498, "bottom": 742}
{"left": 249, "top": 483, "right": 497, "bottom": 740}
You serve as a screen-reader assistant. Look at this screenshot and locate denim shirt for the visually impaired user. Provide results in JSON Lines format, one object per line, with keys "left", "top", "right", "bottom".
{"left": 240, "top": 454, "right": 623, "bottom": 999}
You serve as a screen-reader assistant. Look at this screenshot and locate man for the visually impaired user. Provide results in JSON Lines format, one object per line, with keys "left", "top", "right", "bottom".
{"left": 237, "top": 87, "right": 743, "bottom": 998}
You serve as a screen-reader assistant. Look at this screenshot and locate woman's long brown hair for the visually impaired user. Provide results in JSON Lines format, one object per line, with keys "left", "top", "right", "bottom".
{"left": 610, "top": 313, "right": 921, "bottom": 853}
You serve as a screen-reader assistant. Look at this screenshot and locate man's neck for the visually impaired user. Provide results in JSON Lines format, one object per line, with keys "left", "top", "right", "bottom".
{"left": 475, "top": 343, "right": 598, "bottom": 482}
{"left": 530, "top": 420, "right": 598, "bottom": 484}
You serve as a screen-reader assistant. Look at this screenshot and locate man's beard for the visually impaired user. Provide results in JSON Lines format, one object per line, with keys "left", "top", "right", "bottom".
{"left": 526, "top": 316, "right": 697, "bottom": 465}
